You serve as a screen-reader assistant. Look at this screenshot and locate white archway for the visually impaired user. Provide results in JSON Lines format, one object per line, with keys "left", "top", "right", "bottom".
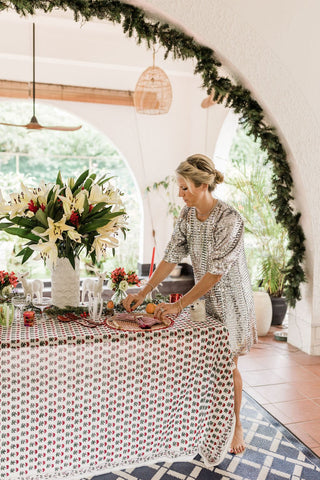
{"left": 0, "top": 100, "right": 143, "bottom": 274}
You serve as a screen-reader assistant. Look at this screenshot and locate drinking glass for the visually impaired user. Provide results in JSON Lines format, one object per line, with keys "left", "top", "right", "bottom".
{"left": 88, "top": 295, "right": 103, "bottom": 322}
{"left": 12, "top": 295, "right": 27, "bottom": 320}
{"left": 33, "top": 297, "right": 52, "bottom": 321}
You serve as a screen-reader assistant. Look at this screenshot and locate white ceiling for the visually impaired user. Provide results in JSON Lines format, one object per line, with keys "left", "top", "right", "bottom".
{"left": 0, "top": 9, "right": 198, "bottom": 92}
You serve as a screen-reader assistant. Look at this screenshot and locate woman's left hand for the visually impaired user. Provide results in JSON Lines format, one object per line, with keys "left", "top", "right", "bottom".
{"left": 154, "top": 302, "right": 180, "bottom": 320}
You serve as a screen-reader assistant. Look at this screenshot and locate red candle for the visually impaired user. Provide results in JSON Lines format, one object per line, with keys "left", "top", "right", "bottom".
{"left": 149, "top": 246, "right": 155, "bottom": 278}
{"left": 24, "top": 310, "right": 35, "bottom": 327}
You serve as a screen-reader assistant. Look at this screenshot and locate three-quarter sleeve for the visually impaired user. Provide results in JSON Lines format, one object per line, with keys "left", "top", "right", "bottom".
{"left": 208, "top": 208, "right": 244, "bottom": 276}
{"left": 163, "top": 206, "right": 189, "bottom": 263}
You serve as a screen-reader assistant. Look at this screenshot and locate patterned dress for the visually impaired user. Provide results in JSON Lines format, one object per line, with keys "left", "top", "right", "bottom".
{"left": 163, "top": 200, "right": 257, "bottom": 357}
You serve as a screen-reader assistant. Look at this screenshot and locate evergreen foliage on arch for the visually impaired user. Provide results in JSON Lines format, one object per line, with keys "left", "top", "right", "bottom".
{"left": 1, "top": 0, "right": 306, "bottom": 306}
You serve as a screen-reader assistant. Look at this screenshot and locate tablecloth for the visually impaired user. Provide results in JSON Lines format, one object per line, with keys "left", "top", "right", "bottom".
{"left": 1, "top": 309, "right": 234, "bottom": 479}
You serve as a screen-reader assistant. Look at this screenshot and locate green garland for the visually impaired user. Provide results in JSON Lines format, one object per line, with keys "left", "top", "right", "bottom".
{"left": 1, "top": 0, "right": 306, "bottom": 307}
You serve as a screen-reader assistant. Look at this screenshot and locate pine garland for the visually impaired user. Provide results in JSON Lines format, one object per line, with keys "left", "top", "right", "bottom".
{"left": 1, "top": 0, "right": 306, "bottom": 306}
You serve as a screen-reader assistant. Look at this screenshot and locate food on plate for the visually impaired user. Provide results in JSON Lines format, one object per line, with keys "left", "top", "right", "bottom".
{"left": 136, "top": 316, "right": 161, "bottom": 329}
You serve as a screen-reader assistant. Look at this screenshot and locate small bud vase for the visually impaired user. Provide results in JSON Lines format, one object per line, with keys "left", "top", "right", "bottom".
{"left": 111, "top": 289, "right": 127, "bottom": 306}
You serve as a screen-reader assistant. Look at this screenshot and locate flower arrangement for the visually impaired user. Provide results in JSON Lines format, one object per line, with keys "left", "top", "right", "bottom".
{"left": 108, "top": 267, "right": 141, "bottom": 292}
{"left": 108, "top": 267, "right": 140, "bottom": 305}
{"left": 0, "top": 170, "right": 127, "bottom": 269}
{"left": 0, "top": 270, "right": 18, "bottom": 299}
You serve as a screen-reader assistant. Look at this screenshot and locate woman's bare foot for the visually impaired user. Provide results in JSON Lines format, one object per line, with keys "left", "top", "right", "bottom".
{"left": 229, "top": 423, "right": 245, "bottom": 454}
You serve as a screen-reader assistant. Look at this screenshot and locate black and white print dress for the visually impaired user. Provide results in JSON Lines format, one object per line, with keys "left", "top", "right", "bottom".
{"left": 163, "top": 200, "right": 257, "bottom": 357}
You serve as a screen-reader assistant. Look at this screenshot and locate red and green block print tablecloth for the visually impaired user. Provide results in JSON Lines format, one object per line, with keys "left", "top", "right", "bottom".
{"left": 0, "top": 309, "right": 234, "bottom": 479}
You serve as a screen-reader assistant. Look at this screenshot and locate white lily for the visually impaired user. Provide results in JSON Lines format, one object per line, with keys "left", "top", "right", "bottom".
{"left": 8, "top": 191, "right": 30, "bottom": 219}
{"left": 91, "top": 234, "right": 119, "bottom": 262}
{"left": 58, "top": 186, "right": 86, "bottom": 217}
{"left": 30, "top": 240, "right": 58, "bottom": 269}
{"left": 40, "top": 216, "right": 75, "bottom": 243}
{"left": 96, "top": 215, "right": 126, "bottom": 237}
{"left": 88, "top": 183, "right": 106, "bottom": 205}
{"left": 105, "top": 188, "right": 123, "bottom": 206}
{"left": 67, "top": 229, "right": 82, "bottom": 243}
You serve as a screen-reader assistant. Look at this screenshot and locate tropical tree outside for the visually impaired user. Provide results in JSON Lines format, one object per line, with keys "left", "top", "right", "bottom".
{"left": 0, "top": 101, "right": 141, "bottom": 278}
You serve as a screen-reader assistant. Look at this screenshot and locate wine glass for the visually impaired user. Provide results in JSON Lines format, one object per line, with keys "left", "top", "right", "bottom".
{"left": 12, "top": 295, "right": 27, "bottom": 320}
{"left": 33, "top": 297, "right": 52, "bottom": 321}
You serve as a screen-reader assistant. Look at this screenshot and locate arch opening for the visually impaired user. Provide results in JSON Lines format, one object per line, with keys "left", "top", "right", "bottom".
{"left": 0, "top": 100, "right": 142, "bottom": 277}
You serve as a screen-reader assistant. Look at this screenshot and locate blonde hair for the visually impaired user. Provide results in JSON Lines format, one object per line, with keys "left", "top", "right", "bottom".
{"left": 176, "top": 154, "right": 224, "bottom": 192}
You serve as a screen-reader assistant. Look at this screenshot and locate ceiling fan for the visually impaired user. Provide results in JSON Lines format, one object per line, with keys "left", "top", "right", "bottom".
{"left": 0, "top": 23, "right": 82, "bottom": 131}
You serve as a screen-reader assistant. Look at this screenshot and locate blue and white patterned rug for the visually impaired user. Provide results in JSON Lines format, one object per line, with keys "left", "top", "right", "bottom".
{"left": 84, "top": 391, "right": 320, "bottom": 480}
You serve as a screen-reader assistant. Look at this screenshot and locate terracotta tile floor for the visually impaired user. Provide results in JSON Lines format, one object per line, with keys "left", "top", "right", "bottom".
{"left": 239, "top": 325, "right": 320, "bottom": 457}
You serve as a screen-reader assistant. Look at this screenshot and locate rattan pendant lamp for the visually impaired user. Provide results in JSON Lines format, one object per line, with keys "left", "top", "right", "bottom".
{"left": 134, "top": 48, "right": 172, "bottom": 115}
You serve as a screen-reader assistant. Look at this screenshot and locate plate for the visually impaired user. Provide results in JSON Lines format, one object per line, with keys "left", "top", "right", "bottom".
{"left": 106, "top": 312, "right": 173, "bottom": 332}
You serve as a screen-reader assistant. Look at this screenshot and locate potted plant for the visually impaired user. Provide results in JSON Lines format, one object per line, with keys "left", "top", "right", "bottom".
{"left": 258, "top": 253, "right": 288, "bottom": 325}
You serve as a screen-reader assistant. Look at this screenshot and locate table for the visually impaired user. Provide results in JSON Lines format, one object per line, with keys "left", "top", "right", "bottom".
{"left": 1, "top": 309, "right": 235, "bottom": 480}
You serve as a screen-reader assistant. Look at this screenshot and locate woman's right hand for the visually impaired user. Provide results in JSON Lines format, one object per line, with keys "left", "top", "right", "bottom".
{"left": 123, "top": 292, "right": 145, "bottom": 312}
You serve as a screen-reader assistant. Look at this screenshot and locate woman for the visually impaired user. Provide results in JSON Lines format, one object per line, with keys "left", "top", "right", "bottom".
{"left": 123, "top": 153, "right": 257, "bottom": 454}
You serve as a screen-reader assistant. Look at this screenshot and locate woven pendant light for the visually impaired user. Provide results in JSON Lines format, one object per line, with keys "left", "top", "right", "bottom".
{"left": 134, "top": 49, "right": 172, "bottom": 115}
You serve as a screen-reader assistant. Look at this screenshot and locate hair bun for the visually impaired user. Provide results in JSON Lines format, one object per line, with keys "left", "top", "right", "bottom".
{"left": 214, "top": 170, "right": 224, "bottom": 184}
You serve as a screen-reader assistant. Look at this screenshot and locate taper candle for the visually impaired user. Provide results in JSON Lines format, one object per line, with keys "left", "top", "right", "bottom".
{"left": 149, "top": 246, "right": 155, "bottom": 278}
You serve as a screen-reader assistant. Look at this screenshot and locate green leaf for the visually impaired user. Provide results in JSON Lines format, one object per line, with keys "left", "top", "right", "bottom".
{"left": 89, "top": 202, "right": 108, "bottom": 215}
{"left": 10, "top": 216, "right": 34, "bottom": 228}
{"left": 72, "top": 169, "right": 89, "bottom": 193}
{"left": 4, "top": 227, "right": 39, "bottom": 242}
{"left": 22, "top": 247, "right": 34, "bottom": 264}
{"left": 67, "top": 252, "right": 75, "bottom": 269}
{"left": 35, "top": 209, "right": 48, "bottom": 227}
{"left": 16, "top": 247, "right": 30, "bottom": 257}
{"left": 0, "top": 221, "right": 14, "bottom": 230}
{"left": 46, "top": 199, "right": 55, "bottom": 219}
{"left": 84, "top": 177, "right": 94, "bottom": 190}
{"left": 81, "top": 194, "right": 90, "bottom": 219}
{"left": 97, "top": 175, "right": 114, "bottom": 186}
{"left": 56, "top": 171, "right": 64, "bottom": 188}
{"left": 47, "top": 186, "right": 56, "bottom": 203}
{"left": 32, "top": 226, "right": 46, "bottom": 234}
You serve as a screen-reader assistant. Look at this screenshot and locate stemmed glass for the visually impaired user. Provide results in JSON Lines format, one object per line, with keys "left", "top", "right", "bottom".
{"left": 33, "top": 297, "right": 52, "bottom": 321}
{"left": 12, "top": 295, "right": 27, "bottom": 320}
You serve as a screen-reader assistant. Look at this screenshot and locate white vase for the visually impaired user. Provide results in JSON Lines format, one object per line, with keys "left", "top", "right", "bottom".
{"left": 253, "top": 291, "right": 272, "bottom": 336}
{"left": 51, "top": 257, "right": 80, "bottom": 308}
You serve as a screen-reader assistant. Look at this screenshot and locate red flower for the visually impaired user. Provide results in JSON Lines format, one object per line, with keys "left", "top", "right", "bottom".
{"left": 127, "top": 272, "right": 140, "bottom": 286}
{"left": 0, "top": 270, "right": 18, "bottom": 288}
{"left": 28, "top": 199, "right": 38, "bottom": 213}
{"left": 40, "top": 204, "right": 46, "bottom": 212}
{"left": 70, "top": 211, "right": 80, "bottom": 227}
{"left": 110, "top": 268, "right": 140, "bottom": 288}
